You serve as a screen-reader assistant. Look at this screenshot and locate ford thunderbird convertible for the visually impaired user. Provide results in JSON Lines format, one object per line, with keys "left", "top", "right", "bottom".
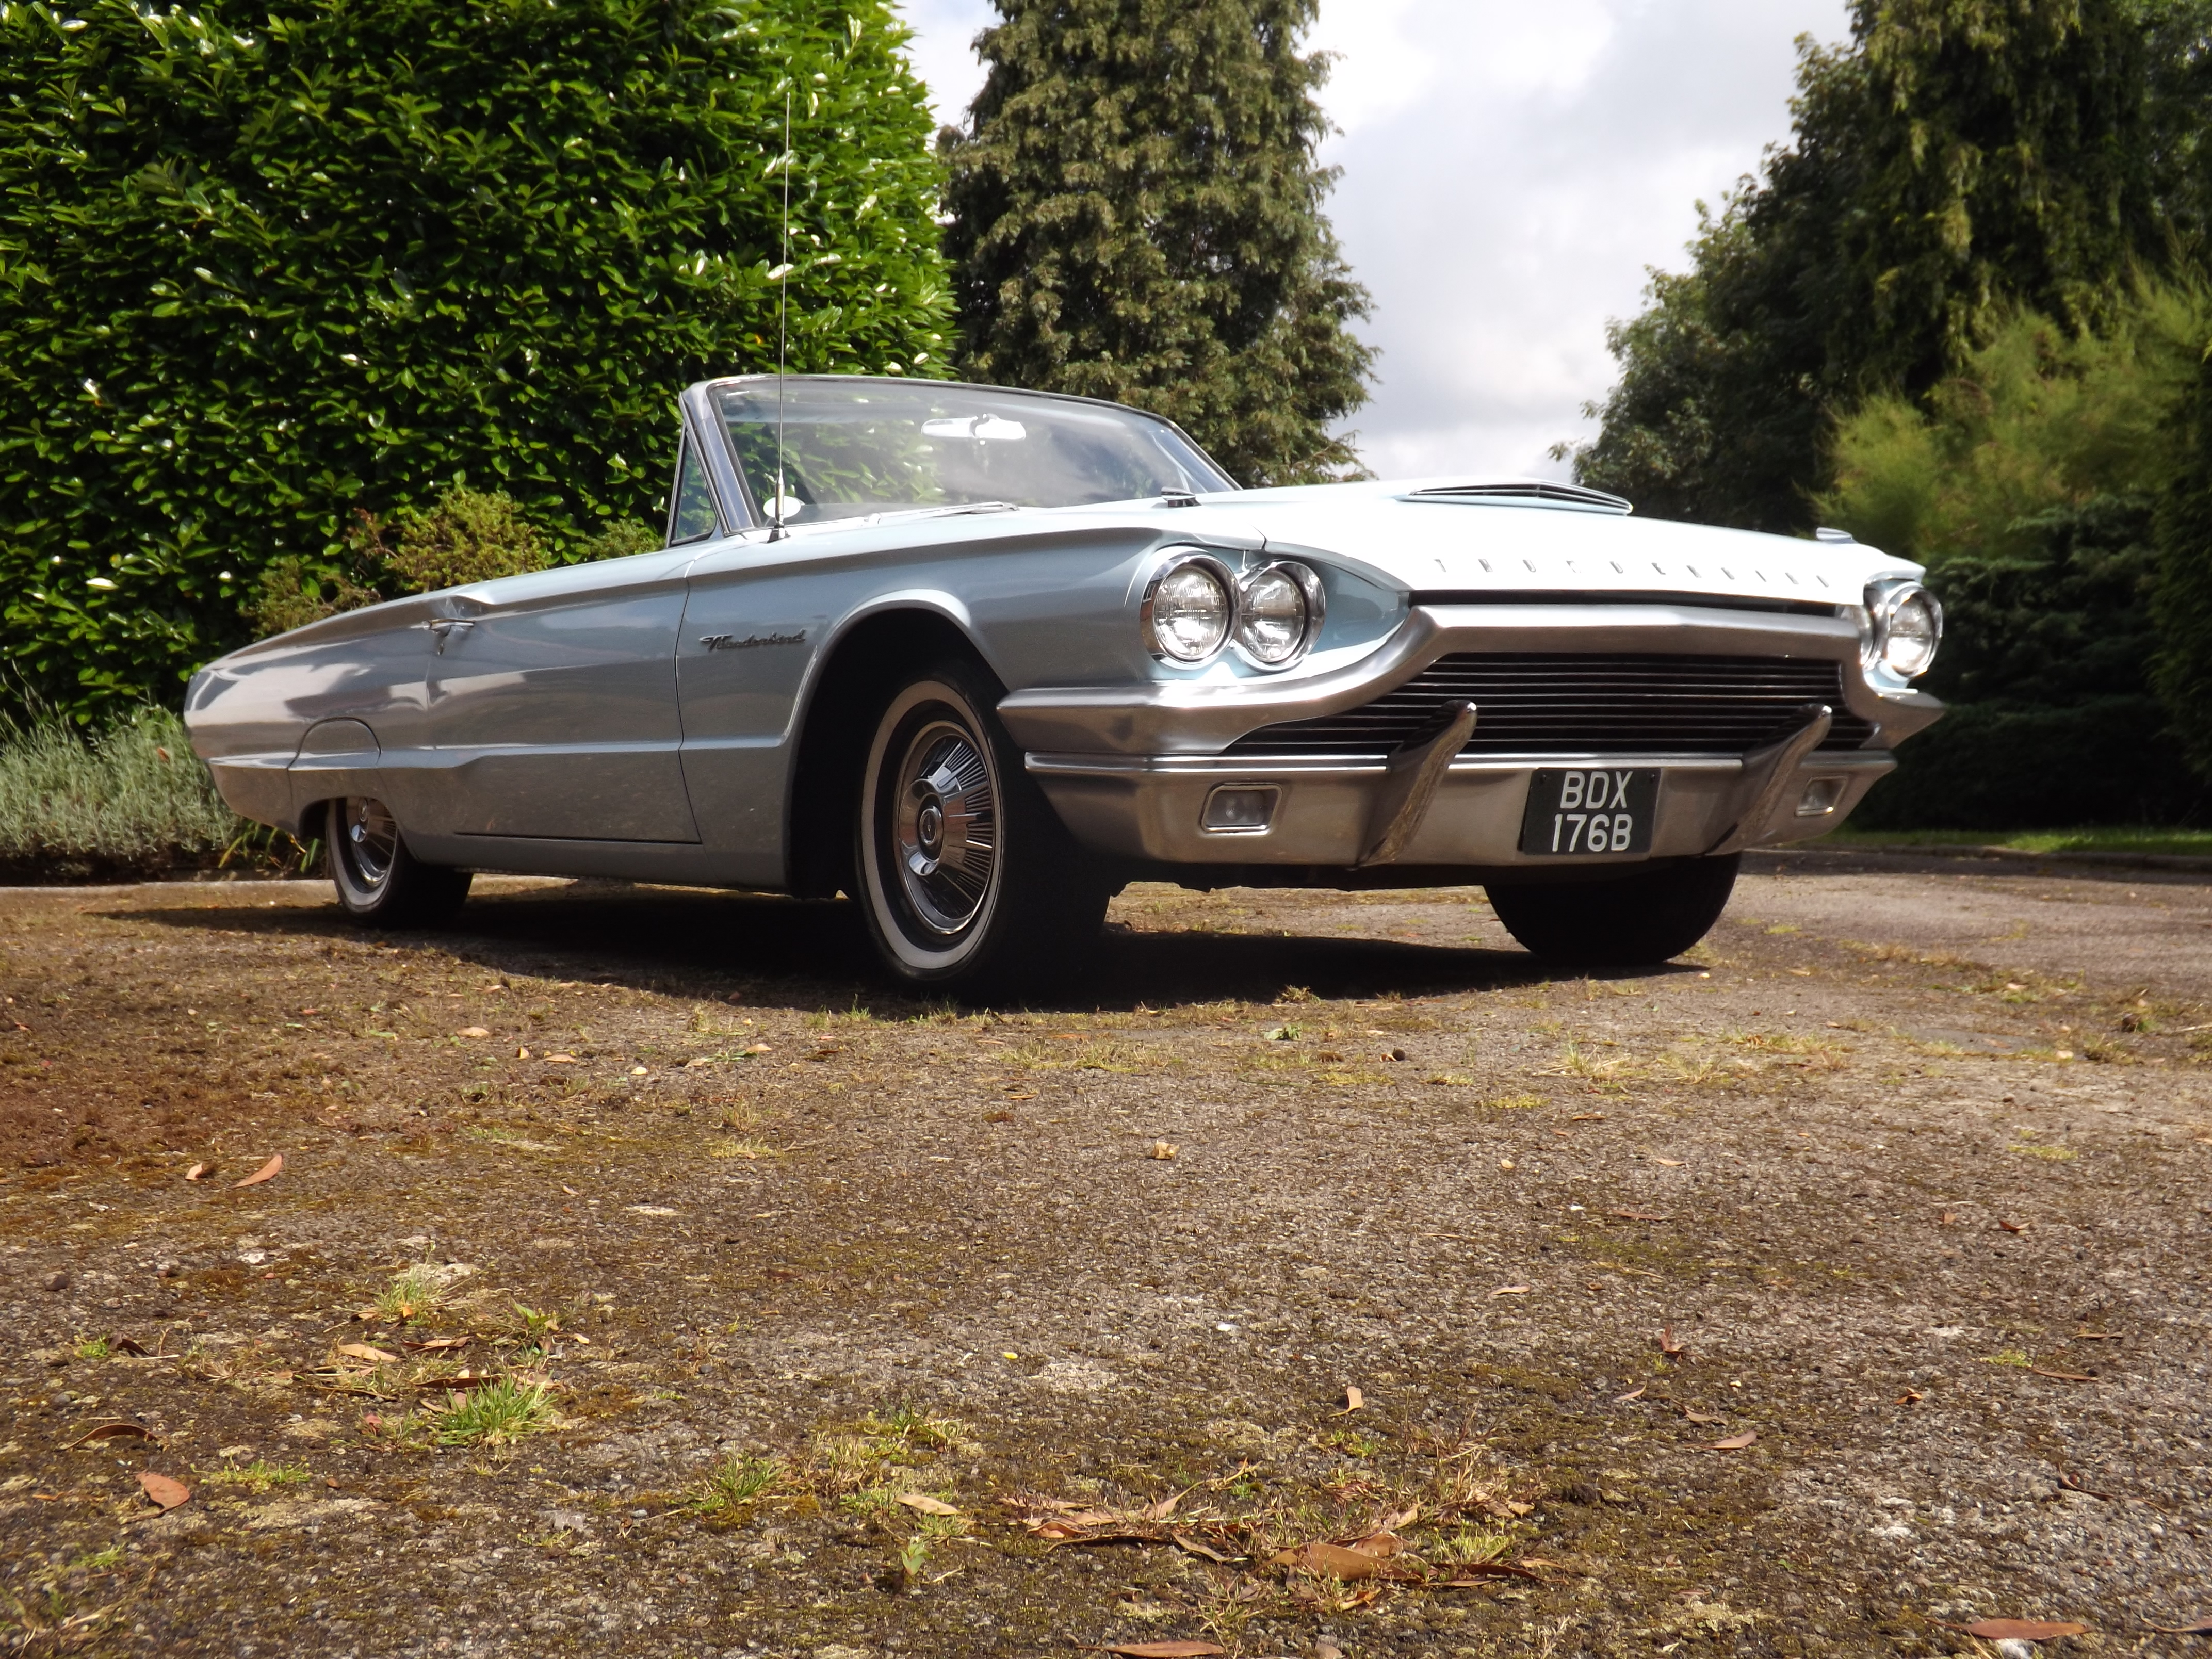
{"left": 184, "top": 375, "right": 1944, "bottom": 990}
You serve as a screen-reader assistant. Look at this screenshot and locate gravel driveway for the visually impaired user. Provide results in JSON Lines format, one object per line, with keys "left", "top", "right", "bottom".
{"left": 2, "top": 849, "right": 2207, "bottom": 1657}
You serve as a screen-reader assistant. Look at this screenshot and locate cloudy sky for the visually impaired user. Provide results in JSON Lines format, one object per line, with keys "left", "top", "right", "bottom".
{"left": 898, "top": 0, "right": 1852, "bottom": 481}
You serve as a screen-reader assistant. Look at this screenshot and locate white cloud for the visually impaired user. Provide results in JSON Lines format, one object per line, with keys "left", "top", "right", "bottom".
{"left": 896, "top": 0, "right": 1851, "bottom": 484}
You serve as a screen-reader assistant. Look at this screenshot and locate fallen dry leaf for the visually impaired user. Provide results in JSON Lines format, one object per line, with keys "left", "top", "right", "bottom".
{"left": 1931, "top": 1618, "right": 2090, "bottom": 1641}
{"left": 458, "top": 1026, "right": 490, "bottom": 1038}
{"left": 337, "top": 1343, "right": 399, "bottom": 1364}
{"left": 1438, "top": 1561, "right": 1547, "bottom": 1584}
{"left": 1170, "top": 1533, "right": 1232, "bottom": 1564}
{"left": 1272, "top": 1540, "right": 1408, "bottom": 1581}
{"left": 897, "top": 1492, "right": 960, "bottom": 1517}
{"left": 234, "top": 1154, "right": 283, "bottom": 1189}
{"left": 1658, "top": 1326, "right": 1687, "bottom": 1357}
{"left": 1615, "top": 1385, "right": 1647, "bottom": 1402}
{"left": 1654, "top": 1157, "right": 1685, "bottom": 1167}
{"left": 1028, "top": 1508, "right": 1124, "bottom": 1538}
{"left": 1089, "top": 1644, "right": 1227, "bottom": 1658}
{"left": 1147, "top": 1140, "right": 1179, "bottom": 1160}
{"left": 1683, "top": 1410, "right": 1727, "bottom": 1425}
{"left": 2148, "top": 1617, "right": 2212, "bottom": 1635}
{"left": 1897, "top": 1388, "right": 1926, "bottom": 1405}
{"left": 1570, "top": 1112, "right": 1606, "bottom": 1121}
{"left": 1997, "top": 1217, "right": 2029, "bottom": 1233}
{"left": 1340, "top": 1385, "right": 1364, "bottom": 1412}
{"left": 1704, "top": 1430, "right": 1759, "bottom": 1451}
{"left": 403, "top": 1336, "right": 471, "bottom": 1352}
{"left": 1139, "top": 1492, "right": 1181, "bottom": 1521}
{"left": 184, "top": 1162, "right": 207, "bottom": 1181}
{"left": 64, "top": 1421, "right": 158, "bottom": 1450}
{"left": 137, "top": 1472, "right": 190, "bottom": 1511}
{"left": 1490, "top": 1284, "right": 1530, "bottom": 1297}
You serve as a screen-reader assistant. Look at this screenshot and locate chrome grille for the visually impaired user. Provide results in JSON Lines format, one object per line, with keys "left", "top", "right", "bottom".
{"left": 1226, "top": 653, "right": 1877, "bottom": 758}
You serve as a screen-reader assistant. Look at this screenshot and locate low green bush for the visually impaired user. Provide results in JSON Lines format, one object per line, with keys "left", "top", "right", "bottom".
{"left": 0, "top": 706, "right": 298, "bottom": 882}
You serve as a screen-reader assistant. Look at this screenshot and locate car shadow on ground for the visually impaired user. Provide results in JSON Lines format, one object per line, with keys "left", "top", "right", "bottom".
{"left": 109, "top": 879, "right": 1636, "bottom": 1009}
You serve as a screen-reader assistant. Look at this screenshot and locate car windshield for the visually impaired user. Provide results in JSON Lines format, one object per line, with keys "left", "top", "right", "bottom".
{"left": 713, "top": 379, "right": 1235, "bottom": 524}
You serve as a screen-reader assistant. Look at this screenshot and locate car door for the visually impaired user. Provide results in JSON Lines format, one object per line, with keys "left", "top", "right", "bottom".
{"left": 673, "top": 535, "right": 829, "bottom": 881}
{"left": 417, "top": 549, "right": 705, "bottom": 842}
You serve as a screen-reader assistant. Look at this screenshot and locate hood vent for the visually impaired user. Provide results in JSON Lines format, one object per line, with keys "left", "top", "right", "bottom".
{"left": 1407, "top": 480, "right": 1634, "bottom": 515}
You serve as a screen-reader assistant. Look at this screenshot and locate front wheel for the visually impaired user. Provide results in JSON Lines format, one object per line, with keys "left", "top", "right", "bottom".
{"left": 326, "top": 797, "right": 471, "bottom": 929}
{"left": 854, "top": 662, "right": 1108, "bottom": 995}
{"left": 1485, "top": 854, "right": 1739, "bottom": 967}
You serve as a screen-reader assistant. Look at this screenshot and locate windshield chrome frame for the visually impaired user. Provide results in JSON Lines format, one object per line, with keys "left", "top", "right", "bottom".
{"left": 687, "top": 373, "right": 1239, "bottom": 524}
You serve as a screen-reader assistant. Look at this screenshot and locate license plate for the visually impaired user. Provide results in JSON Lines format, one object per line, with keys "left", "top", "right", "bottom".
{"left": 1518, "top": 768, "right": 1659, "bottom": 855}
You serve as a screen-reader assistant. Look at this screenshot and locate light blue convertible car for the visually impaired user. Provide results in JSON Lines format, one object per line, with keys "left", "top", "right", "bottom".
{"left": 185, "top": 376, "right": 1944, "bottom": 990}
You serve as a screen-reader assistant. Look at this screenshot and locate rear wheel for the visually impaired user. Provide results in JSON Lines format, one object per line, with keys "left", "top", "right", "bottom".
{"left": 326, "top": 797, "right": 471, "bottom": 929}
{"left": 854, "top": 661, "right": 1108, "bottom": 995}
{"left": 1485, "top": 854, "right": 1739, "bottom": 967}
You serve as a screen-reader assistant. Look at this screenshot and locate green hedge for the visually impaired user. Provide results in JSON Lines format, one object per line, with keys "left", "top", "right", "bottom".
{"left": 1853, "top": 695, "right": 2202, "bottom": 829}
{"left": 0, "top": 0, "right": 951, "bottom": 721}
{"left": 1861, "top": 492, "right": 2207, "bottom": 827}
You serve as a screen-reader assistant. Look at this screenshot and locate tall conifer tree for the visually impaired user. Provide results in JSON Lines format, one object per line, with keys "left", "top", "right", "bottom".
{"left": 940, "top": 0, "right": 1373, "bottom": 486}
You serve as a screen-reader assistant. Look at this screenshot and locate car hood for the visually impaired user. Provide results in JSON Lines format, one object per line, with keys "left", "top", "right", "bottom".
{"left": 1189, "top": 479, "right": 1922, "bottom": 608}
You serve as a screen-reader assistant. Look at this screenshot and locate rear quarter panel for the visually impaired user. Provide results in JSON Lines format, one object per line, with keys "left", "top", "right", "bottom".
{"left": 184, "top": 596, "right": 442, "bottom": 836}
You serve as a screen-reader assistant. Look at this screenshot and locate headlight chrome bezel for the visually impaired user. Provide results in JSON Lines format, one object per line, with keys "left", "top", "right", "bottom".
{"left": 1141, "top": 552, "right": 1238, "bottom": 664}
{"left": 1141, "top": 552, "right": 1326, "bottom": 671}
{"left": 1235, "top": 560, "right": 1326, "bottom": 668}
{"left": 1861, "top": 578, "right": 1943, "bottom": 681}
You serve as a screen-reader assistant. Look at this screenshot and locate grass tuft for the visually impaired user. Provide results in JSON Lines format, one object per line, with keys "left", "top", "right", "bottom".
{"left": 0, "top": 705, "right": 306, "bottom": 880}
{"left": 686, "top": 1453, "right": 787, "bottom": 1516}
{"left": 434, "top": 1378, "right": 552, "bottom": 1446}
{"left": 205, "top": 1458, "right": 312, "bottom": 1492}
{"left": 375, "top": 1266, "right": 449, "bottom": 1325}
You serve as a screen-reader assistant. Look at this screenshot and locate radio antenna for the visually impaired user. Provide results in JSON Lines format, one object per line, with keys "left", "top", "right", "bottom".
{"left": 770, "top": 82, "right": 793, "bottom": 542}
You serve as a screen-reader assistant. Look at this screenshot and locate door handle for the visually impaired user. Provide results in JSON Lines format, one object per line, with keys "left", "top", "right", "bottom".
{"left": 424, "top": 618, "right": 475, "bottom": 653}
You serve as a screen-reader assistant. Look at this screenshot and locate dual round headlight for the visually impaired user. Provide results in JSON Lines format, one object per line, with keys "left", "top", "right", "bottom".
{"left": 1863, "top": 579, "right": 1944, "bottom": 679}
{"left": 1142, "top": 554, "right": 1324, "bottom": 669}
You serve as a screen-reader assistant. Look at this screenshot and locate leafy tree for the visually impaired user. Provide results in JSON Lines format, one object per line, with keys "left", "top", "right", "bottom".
{"left": 940, "top": 0, "right": 1373, "bottom": 485}
{"left": 1817, "top": 294, "right": 2207, "bottom": 824}
{"left": 1568, "top": 40, "right": 1871, "bottom": 531}
{"left": 0, "top": 0, "right": 951, "bottom": 722}
{"left": 1573, "top": 0, "right": 2158, "bottom": 532}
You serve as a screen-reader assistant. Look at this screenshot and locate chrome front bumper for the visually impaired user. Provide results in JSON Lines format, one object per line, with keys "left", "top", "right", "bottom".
{"left": 1004, "top": 600, "right": 1935, "bottom": 870}
{"left": 1026, "top": 746, "right": 1895, "bottom": 867}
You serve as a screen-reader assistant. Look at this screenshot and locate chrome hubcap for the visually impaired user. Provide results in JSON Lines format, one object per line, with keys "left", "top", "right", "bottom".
{"left": 891, "top": 721, "right": 997, "bottom": 935}
{"left": 343, "top": 799, "right": 398, "bottom": 891}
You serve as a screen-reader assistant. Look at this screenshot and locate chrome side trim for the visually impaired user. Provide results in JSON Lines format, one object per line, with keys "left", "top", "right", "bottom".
{"left": 1359, "top": 702, "right": 1476, "bottom": 867}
